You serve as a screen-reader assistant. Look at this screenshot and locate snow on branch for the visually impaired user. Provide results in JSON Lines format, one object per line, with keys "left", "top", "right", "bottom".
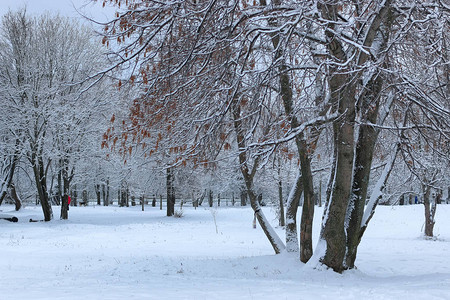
{"left": 247, "top": 110, "right": 339, "bottom": 150}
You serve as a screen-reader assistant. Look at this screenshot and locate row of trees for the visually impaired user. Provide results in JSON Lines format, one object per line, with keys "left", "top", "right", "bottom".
{"left": 0, "top": 7, "right": 272, "bottom": 220}
{"left": 0, "top": 1, "right": 448, "bottom": 274}
{"left": 0, "top": 10, "right": 115, "bottom": 220}
{"left": 97, "top": 0, "right": 450, "bottom": 273}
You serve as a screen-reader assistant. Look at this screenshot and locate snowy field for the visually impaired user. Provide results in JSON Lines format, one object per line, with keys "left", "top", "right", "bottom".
{"left": 1, "top": 203, "right": 449, "bottom": 300}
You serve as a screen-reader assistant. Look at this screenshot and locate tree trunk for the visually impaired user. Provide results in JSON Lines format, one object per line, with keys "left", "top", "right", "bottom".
{"left": 318, "top": 181, "right": 322, "bottom": 207}
{"left": 33, "top": 156, "right": 53, "bottom": 221}
{"left": 320, "top": 91, "right": 355, "bottom": 273}
{"left": 96, "top": 184, "right": 101, "bottom": 205}
{"left": 60, "top": 159, "right": 72, "bottom": 220}
{"left": 208, "top": 190, "right": 213, "bottom": 207}
{"left": 297, "top": 135, "right": 315, "bottom": 263}
{"left": 344, "top": 1, "right": 395, "bottom": 268}
{"left": 345, "top": 75, "right": 383, "bottom": 268}
{"left": 0, "top": 144, "right": 19, "bottom": 206}
{"left": 60, "top": 178, "right": 70, "bottom": 220}
{"left": 166, "top": 167, "right": 175, "bottom": 216}
{"left": 268, "top": 5, "right": 315, "bottom": 261}
{"left": 56, "top": 165, "right": 63, "bottom": 206}
{"left": 317, "top": 32, "right": 356, "bottom": 271}
{"left": 278, "top": 66, "right": 315, "bottom": 262}
{"left": 278, "top": 179, "right": 285, "bottom": 227}
{"left": 121, "top": 187, "right": 127, "bottom": 207}
{"left": 106, "top": 179, "right": 110, "bottom": 206}
{"left": 240, "top": 189, "right": 247, "bottom": 206}
{"left": 232, "top": 94, "right": 285, "bottom": 254}
{"left": 423, "top": 183, "right": 437, "bottom": 237}
{"left": 244, "top": 175, "right": 286, "bottom": 254}
{"left": 82, "top": 190, "right": 88, "bottom": 206}
{"left": 10, "top": 183, "right": 22, "bottom": 211}
{"left": 102, "top": 183, "right": 107, "bottom": 206}
{"left": 286, "top": 172, "right": 303, "bottom": 253}
{"left": 72, "top": 185, "right": 78, "bottom": 207}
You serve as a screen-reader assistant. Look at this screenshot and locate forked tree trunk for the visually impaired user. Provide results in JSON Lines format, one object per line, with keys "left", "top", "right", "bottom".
{"left": 273, "top": 51, "right": 315, "bottom": 261}
{"left": 316, "top": 0, "right": 395, "bottom": 273}
{"left": 317, "top": 31, "right": 356, "bottom": 272}
{"left": 33, "top": 156, "right": 53, "bottom": 221}
{"left": 345, "top": 3, "right": 394, "bottom": 269}
{"left": 269, "top": 13, "right": 316, "bottom": 259}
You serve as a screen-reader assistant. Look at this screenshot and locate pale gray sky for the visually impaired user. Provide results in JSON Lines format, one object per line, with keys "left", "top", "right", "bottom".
{"left": 0, "top": 0, "right": 116, "bottom": 23}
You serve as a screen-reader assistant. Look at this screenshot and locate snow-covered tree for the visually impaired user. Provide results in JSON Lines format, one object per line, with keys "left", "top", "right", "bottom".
{"left": 0, "top": 10, "right": 111, "bottom": 220}
{"left": 93, "top": 0, "right": 449, "bottom": 273}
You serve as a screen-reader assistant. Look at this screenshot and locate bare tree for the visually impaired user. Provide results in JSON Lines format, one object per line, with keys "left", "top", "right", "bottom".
{"left": 0, "top": 10, "right": 110, "bottom": 220}
{"left": 94, "top": 0, "right": 450, "bottom": 272}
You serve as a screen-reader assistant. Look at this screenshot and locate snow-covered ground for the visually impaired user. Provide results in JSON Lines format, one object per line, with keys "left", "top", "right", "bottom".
{"left": 1, "top": 203, "right": 449, "bottom": 299}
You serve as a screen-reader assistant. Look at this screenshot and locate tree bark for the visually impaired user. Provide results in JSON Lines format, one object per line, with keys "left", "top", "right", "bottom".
{"left": 317, "top": 3, "right": 356, "bottom": 269}
{"left": 166, "top": 167, "right": 175, "bottom": 216}
{"left": 345, "top": 2, "right": 394, "bottom": 269}
{"left": 278, "top": 177, "right": 285, "bottom": 227}
{"left": 0, "top": 141, "right": 20, "bottom": 206}
{"left": 297, "top": 135, "right": 315, "bottom": 263}
{"left": 317, "top": 0, "right": 395, "bottom": 273}
{"left": 72, "top": 185, "right": 78, "bottom": 207}
{"left": 269, "top": 15, "right": 315, "bottom": 260}
{"left": 232, "top": 95, "right": 285, "bottom": 254}
{"left": 60, "top": 173, "right": 70, "bottom": 220}
{"left": 102, "top": 183, "right": 107, "bottom": 206}
{"left": 423, "top": 182, "right": 437, "bottom": 237}
{"left": 10, "top": 183, "right": 22, "bottom": 211}
{"left": 208, "top": 190, "right": 213, "bottom": 207}
{"left": 33, "top": 155, "right": 53, "bottom": 221}
{"left": 286, "top": 172, "right": 303, "bottom": 253}
{"left": 240, "top": 188, "right": 247, "bottom": 206}
{"left": 345, "top": 76, "right": 383, "bottom": 268}
{"left": 96, "top": 184, "right": 101, "bottom": 206}
{"left": 60, "top": 158, "right": 73, "bottom": 220}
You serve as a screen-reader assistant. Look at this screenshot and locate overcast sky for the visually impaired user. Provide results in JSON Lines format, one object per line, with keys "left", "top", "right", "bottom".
{"left": 0, "top": 0, "right": 116, "bottom": 23}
